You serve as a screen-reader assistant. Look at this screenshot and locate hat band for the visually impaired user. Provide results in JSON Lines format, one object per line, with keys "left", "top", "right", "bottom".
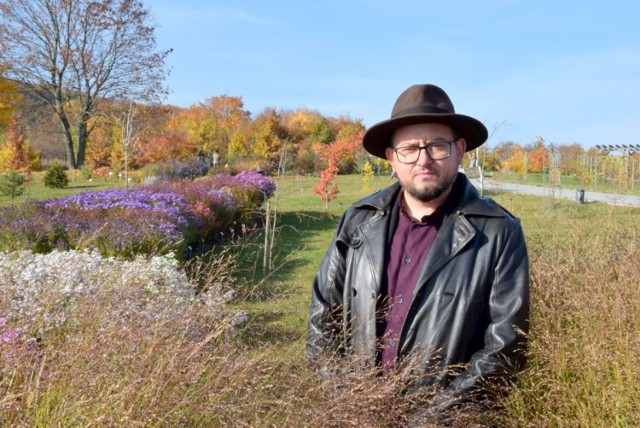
{"left": 392, "top": 105, "right": 452, "bottom": 118}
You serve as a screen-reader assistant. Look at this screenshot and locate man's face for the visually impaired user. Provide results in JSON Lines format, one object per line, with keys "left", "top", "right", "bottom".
{"left": 385, "top": 123, "right": 466, "bottom": 203}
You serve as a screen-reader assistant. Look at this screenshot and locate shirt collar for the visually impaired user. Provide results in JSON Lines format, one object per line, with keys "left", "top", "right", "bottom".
{"left": 398, "top": 191, "right": 451, "bottom": 225}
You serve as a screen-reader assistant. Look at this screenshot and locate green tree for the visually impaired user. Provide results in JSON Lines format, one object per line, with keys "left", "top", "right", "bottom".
{"left": 0, "top": 171, "right": 26, "bottom": 199}
{"left": 44, "top": 163, "right": 69, "bottom": 189}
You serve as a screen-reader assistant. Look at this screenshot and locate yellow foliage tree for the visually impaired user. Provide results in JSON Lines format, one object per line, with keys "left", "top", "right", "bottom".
{"left": 252, "top": 108, "right": 288, "bottom": 161}
{"left": 504, "top": 144, "right": 526, "bottom": 173}
{"left": 228, "top": 130, "right": 249, "bottom": 158}
{"left": 0, "top": 68, "right": 21, "bottom": 128}
{"left": 167, "top": 95, "right": 249, "bottom": 160}
{"left": 0, "top": 114, "right": 40, "bottom": 173}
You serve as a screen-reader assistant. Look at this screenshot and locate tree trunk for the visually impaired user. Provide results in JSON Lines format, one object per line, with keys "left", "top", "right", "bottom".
{"left": 63, "top": 123, "right": 77, "bottom": 169}
{"left": 76, "top": 120, "right": 88, "bottom": 168}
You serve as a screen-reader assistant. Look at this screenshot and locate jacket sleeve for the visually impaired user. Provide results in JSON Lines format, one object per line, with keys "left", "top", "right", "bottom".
{"left": 306, "top": 214, "right": 349, "bottom": 371}
{"left": 429, "top": 219, "right": 530, "bottom": 414}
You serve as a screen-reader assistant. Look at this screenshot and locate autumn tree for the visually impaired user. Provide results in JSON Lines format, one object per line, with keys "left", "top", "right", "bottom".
{"left": 85, "top": 121, "right": 115, "bottom": 168}
{"left": 167, "top": 95, "right": 250, "bottom": 163}
{"left": 527, "top": 145, "right": 548, "bottom": 173}
{"left": 493, "top": 141, "right": 517, "bottom": 165}
{"left": 252, "top": 108, "right": 289, "bottom": 163}
{"left": 137, "top": 133, "right": 197, "bottom": 164}
{"left": 556, "top": 143, "right": 584, "bottom": 175}
{"left": 335, "top": 120, "right": 366, "bottom": 140}
{"left": 315, "top": 155, "right": 339, "bottom": 214}
{"left": 504, "top": 144, "right": 525, "bottom": 173}
{"left": 0, "top": 114, "right": 39, "bottom": 173}
{"left": 168, "top": 105, "right": 220, "bottom": 157}
{"left": 313, "top": 132, "right": 364, "bottom": 174}
{"left": 0, "top": 0, "right": 171, "bottom": 169}
{"left": 0, "top": 66, "right": 21, "bottom": 128}
{"left": 203, "top": 95, "right": 250, "bottom": 152}
{"left": 313, "top": 133, "right": 364, "bottom": 213}
{"left": 228, "top": 130, "right": 250, "bottom": 158}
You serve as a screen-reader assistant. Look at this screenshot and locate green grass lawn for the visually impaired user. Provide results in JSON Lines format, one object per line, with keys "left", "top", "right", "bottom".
{"left": 0, "top": 173, "right": 128, "bottom": 207}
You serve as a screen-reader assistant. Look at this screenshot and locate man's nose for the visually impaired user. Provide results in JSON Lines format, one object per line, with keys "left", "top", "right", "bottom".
{"left": 415, "top": 147, "right": 433, "bottom": 166}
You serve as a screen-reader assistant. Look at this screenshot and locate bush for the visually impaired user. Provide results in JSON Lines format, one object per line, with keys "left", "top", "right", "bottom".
{"left": 156, "top": 157, "right": 209, "bottom": 181}
{"left": 79, "top": 165, "right": 93, "bottom": 180}
{"left": 0, "top": 171, "right": 26, "bottom": 199}
{"left": 43, "top": 163, "right": 69, "bottom": 189}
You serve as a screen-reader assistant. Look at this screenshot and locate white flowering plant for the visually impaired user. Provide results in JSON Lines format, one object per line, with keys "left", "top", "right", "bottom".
{"left": 0, "top": 249, "right": 246, "bottom": 339}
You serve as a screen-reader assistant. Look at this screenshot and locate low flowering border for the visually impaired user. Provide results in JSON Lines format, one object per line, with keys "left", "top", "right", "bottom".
{"left": 0, "top": 171, "right": 276, "bottom": 259}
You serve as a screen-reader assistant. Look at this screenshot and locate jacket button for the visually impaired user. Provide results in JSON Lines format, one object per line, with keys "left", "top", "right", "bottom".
{"left": 378, "top": 210, "right": 385, "bottom": 216}
{"left": 371, "top": 293, "right": 376, "bottom": 300}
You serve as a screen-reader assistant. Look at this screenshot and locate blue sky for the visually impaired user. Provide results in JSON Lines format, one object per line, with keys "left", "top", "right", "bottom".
{"left": 148, "top": 0, "right": 639, "bottom": 149}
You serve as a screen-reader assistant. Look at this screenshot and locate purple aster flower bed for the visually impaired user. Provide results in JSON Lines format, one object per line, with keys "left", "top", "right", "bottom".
{"left": 0, "top": 171, "right": 276, "bottom": 259}
{"left": 196, "top": 171, "right": 276, "bottom": 208}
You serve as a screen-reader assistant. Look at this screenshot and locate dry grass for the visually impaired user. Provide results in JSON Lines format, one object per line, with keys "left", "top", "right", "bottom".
{"left": 1, "top": 177, "right": 639, "bottom": 426}
{"left": 488, "top": 194, "right": 640, "bottom": 426}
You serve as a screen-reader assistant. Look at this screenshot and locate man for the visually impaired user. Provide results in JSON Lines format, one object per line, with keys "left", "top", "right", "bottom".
{"left": 307, "top": 84, "right": 529, "bottom": 418}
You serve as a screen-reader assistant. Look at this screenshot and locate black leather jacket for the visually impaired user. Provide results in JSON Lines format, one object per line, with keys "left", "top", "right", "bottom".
{"left": 307, "top": 174, "right": 529, "bottom": 411}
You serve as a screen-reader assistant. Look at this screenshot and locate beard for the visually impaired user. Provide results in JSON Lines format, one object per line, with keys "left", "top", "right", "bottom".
{"left": 400, "top": 166, "right": 458, "bottom": 203}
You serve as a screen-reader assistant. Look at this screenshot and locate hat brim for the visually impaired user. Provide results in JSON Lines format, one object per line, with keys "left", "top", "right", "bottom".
{"left": 362, "top": 113, "right": 488, "bottom": 159}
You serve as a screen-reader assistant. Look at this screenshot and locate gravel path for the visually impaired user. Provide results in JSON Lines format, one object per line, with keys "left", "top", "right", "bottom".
{"left": 470, "top": 178, "right": 640, "bottom": 208}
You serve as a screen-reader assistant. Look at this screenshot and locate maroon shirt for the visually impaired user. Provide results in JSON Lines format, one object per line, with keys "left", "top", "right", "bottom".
{"left": 378, "top": 193, "right": 447, "bottom": 371}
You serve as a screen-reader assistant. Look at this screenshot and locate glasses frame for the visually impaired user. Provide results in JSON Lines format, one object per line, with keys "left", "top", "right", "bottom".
{"left": 392, "top": 139, "right": 458, "bottom": 164}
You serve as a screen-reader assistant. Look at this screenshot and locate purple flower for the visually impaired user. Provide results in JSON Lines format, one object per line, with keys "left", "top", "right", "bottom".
{"left": 0, "top": 317, "right": 22, "bottom": 344}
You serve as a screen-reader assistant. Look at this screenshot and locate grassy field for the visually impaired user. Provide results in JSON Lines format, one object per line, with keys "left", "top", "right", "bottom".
{"left": 236, "top": 174, "right": 640, "bottom": 425}
{"left": 0, "top": 170, "right": 130, "bottom": 207}
{"left": 1, "top": 172, "right": 639, "bottom": 425}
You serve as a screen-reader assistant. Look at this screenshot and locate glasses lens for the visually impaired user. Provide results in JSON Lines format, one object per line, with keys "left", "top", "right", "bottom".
{"left": 396, "top": 147, "right": 420, "bottom": 163}
{"left": 395, "top": 142, "right": 452, "bottom": 163}
{"left": 428, "top": 143, "right": 451, "bottom": 160}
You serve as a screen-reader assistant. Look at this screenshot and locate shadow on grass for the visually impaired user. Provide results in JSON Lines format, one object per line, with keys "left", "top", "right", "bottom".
{"left": 228, "top": 210, "right": 341, "bottom": 349}
{"left": 66, "top": 184, "right": 104, "bottom": 189}
{"left": 221, "top": 211, "right": 339, "bottom": 290}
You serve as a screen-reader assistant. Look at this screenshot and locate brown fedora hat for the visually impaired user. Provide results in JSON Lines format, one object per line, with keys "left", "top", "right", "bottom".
{"left": 362, "top": 84, "right": 488, "bottom": 159}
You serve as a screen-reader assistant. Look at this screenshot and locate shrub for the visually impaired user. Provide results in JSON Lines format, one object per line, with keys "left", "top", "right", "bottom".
{"left": 93, "top": 166, "right": 112, "bottom": 178}
{"left": 0, "top": 171, "right": 26, "bottom": 199}
{"left": 43, "top": 163, "right": 69, "bottom": 189}
{"left": 156, "top": 157, "right": 209, "bottom": 181}
{"left": 79, "top": 165, "right": 93, "bottom": 180}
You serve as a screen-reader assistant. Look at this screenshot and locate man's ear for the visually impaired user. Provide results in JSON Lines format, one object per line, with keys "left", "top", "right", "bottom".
{"left": 456, "top": 139, "right": 467, "bottom": 162}
{"left": 385, "top": 147, "right": 394, "bottom": 162}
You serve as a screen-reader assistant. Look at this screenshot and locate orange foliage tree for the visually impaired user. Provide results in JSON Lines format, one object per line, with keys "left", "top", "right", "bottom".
{"left": 315, "top": 155, "right": 339, "bottom": 214}
{"left": 136, "top": 133, "right": 198, "bottom": 164}
{"left": 0, "top": 114, "right": 39, "bottom": 173}
{"left": 85, "top": 122, "right": 115, "bottom": 168}
{"left": 313, "top": 133, "right": 364, "bottom": 212}
{"left": 167, "top": 95, "right": 250, "bottom": 162}
{"left": 527, "top": 145, "right": 548, "bottom": 173}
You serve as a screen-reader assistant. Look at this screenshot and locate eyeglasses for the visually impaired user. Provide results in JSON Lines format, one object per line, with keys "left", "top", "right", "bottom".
{"left": 392, "top": 140, "right": 457, "bottom": 164}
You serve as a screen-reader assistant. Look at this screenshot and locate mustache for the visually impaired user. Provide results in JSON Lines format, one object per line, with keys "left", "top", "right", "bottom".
{"left": 413, "top": 167, "right": 438, "bottom": 173}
